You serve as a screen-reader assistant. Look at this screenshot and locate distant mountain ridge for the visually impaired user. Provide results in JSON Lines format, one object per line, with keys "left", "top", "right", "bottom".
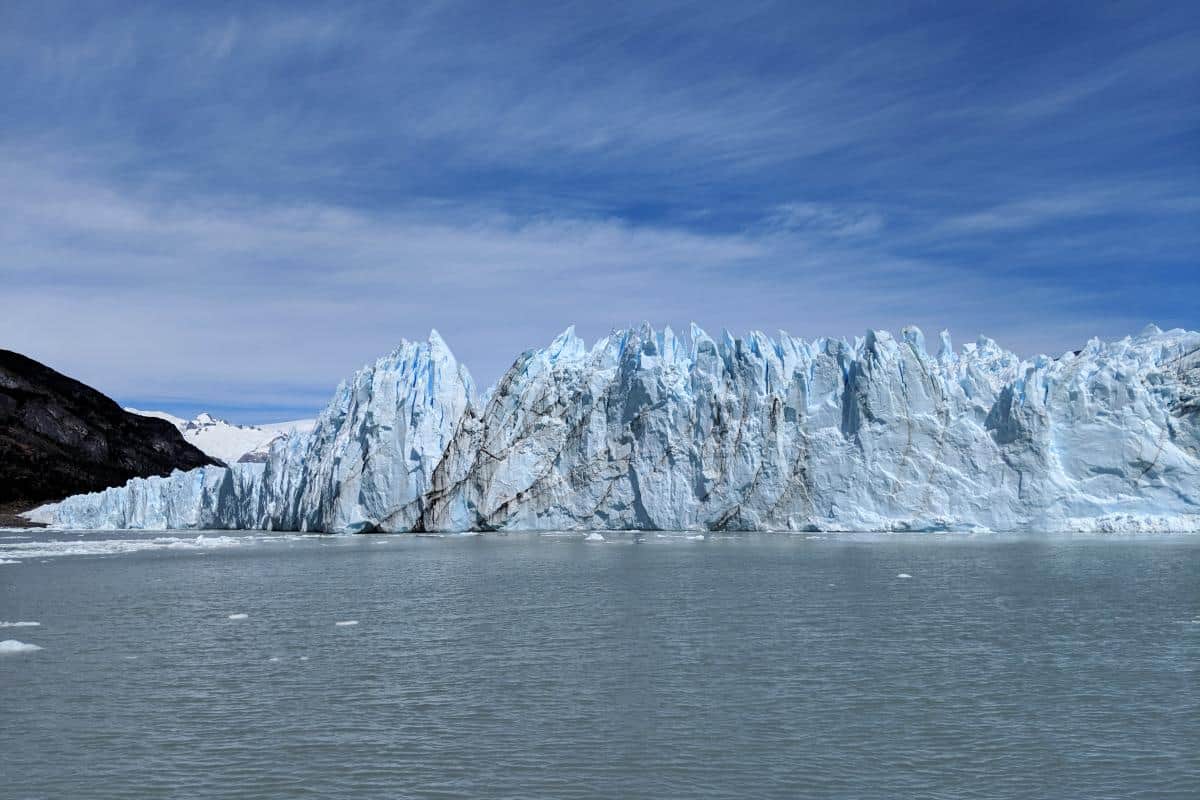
{"left": 0, "top": 349, "right": 218, "bottom": 511}
{"left": 125, "top": 408, "right": 315, "bottom": 464}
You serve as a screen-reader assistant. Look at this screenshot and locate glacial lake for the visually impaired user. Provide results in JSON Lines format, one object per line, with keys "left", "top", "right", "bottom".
{"left": 2, "top": 529, "right": 1198, "bottom": 799}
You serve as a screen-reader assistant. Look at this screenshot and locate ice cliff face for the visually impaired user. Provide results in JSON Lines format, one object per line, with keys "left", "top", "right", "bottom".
{"left": 39, "top": 332, "right": 474, "bottom": 533}
{"left": 32, "top": 324, "right": 1200, "bottom": 533}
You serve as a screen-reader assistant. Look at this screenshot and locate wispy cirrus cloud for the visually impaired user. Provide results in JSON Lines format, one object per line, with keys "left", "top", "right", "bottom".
{"left": 936, "top": 185, "right": 1200, "bottom": 235}
{"left": 2, "top": 150, "right": 1183, "bottom": 421}
{"left": 0, "top": 1, "right": 1196, "bottom": 420}
{"left": 766, "top": 203, "right": 886, "bottom": 239}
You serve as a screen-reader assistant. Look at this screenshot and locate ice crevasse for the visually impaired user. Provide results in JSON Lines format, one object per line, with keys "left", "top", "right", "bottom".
{"left": 31, "top": 324, "right": 1200, "bottom": 533}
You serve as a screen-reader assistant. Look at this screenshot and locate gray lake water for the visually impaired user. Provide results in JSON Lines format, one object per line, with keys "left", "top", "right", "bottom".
{"left": 2, "top": 530, "right": 1198, "bottom": 799}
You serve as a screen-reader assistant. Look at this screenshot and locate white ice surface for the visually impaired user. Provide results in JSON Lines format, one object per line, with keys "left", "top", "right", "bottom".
{"left": 39, "top": 324, "right": 1200, "bottom": 534}
{"left": 126, "top": 409, "right": 316, "bottom": 464}
{"left": 0, "top": 534, "right": 305, "bottom": 560}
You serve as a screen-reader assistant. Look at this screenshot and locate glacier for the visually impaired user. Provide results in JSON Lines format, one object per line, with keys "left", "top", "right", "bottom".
{"left": 29, "top": 323, "right": 1200, "bottom": 533}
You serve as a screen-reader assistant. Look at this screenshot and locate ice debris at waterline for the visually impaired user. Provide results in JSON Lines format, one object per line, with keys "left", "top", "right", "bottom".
{"left": 28, "top": 324, "right": 1200, "bottom": 533}
{"left": 0, "top": 534, "right": 305, "bottom": 560}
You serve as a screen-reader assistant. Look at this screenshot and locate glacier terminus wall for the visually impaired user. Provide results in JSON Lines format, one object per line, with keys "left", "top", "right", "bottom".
{"left": 31, "top": 324, "right": 1200, "bottom": 533}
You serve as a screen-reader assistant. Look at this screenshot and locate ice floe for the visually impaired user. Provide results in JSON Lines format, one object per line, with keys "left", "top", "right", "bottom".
{"left": 0, "top": 533, "right": 306, "bottom": 561}
{"left": 0, "top": 640, "right": 43, "bottom": 654}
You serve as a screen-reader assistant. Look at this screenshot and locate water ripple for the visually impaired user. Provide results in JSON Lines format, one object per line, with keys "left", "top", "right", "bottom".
{"left": 1, "top": 531, "right": 1198, "bottom": 798}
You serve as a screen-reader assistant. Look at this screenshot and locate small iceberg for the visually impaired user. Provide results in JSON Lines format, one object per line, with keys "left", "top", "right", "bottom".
{"left": 227, "top": 613, "right": 249, "bottom": 620}
{"left": 0, "top": 559, "right": 20, "bottom": 565}
{"left": 0, "top": 621, "right": 40, "bottom": 628}
{"left": 896, "top": 573, "right": 913, "bottom": 579}
{"left": 584, "top": 532, "right": 605, "bottom": 542}
{"left": 0, "top": 639, "right": 43, "bottom": 654}
{"left": 335, "top": 620, "right": 359, "bottom": 626}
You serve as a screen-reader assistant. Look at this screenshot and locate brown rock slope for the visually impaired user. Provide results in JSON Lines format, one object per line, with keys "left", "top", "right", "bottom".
{"left": 0, "top": 350, "right": 220, "bottom": 522}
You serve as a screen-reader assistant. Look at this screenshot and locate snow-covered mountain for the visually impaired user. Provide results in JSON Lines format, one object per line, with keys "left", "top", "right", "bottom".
{"left": 33, "top": 324, "right": 1200, "bottom": 533}
{"left": 124, "top": 409, "right": 315, "bottom": 465}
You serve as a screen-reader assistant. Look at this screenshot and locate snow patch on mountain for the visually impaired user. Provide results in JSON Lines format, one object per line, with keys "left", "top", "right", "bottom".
{"left": 125, "top": 409, "right": 315, "bottom": 465}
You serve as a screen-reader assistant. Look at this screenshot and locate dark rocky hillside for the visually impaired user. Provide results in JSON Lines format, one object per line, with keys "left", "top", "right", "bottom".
{"left": 0, "top": 350, "right": 220, "bottom": 519}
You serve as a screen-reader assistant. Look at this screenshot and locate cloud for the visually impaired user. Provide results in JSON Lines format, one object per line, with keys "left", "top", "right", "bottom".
{"left": 940, "top": 193, "right": 1117, "bottom": 234}
{"left": 3, "top": 150, "right": 1182, "bottom": 423}
{"left": 0, "top": 2, "right": 1196, "bottom": 420}
{"left": 933, "top": 185, "right": 1200, "bottom": 235}
{"left": 767, "top": 203, "right": 885, "bottom": 238}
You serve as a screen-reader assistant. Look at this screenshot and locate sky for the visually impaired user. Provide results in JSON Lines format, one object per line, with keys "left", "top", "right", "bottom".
{"left": 1, "top": 0, "right": 1197, "bottom": 423}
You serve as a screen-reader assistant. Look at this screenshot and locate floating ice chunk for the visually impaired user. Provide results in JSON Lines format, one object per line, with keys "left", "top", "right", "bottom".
{"left": 335, "top": 620, "right": 359, "bottom": 626}
{"left": 227, "top": 613, "right": 249, "bottom": 620}
{"left": 0, "top": 535, "right": 280, "bottom": 560}
{"left": 0, "top": 640, "right": 42, "bottom": 654}
{"left": 268, "top": 657, "right": 280, "bottom": 662}
{"left": 686, "top": 534, "right": 705, "bottom": 540}
{"left": 584, "top": 533, "right": 605, "bottom": 542}
{"left": 0, "top": 621, "right": 40, "bottom": 627}
{"left": 896, "top": 573, "right": 913, "bottom": 579}
{"left": 0, "top": 559, "right": 20, "bottom": 565}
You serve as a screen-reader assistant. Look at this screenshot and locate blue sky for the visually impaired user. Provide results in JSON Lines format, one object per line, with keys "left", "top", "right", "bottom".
{"left": 1, "top": 0, "right": 1197, "bottom": 422}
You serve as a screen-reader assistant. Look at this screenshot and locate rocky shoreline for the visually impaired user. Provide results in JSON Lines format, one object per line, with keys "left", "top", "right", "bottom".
{"left": 0, "top": 501, "right": 44, "bottom": 529}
